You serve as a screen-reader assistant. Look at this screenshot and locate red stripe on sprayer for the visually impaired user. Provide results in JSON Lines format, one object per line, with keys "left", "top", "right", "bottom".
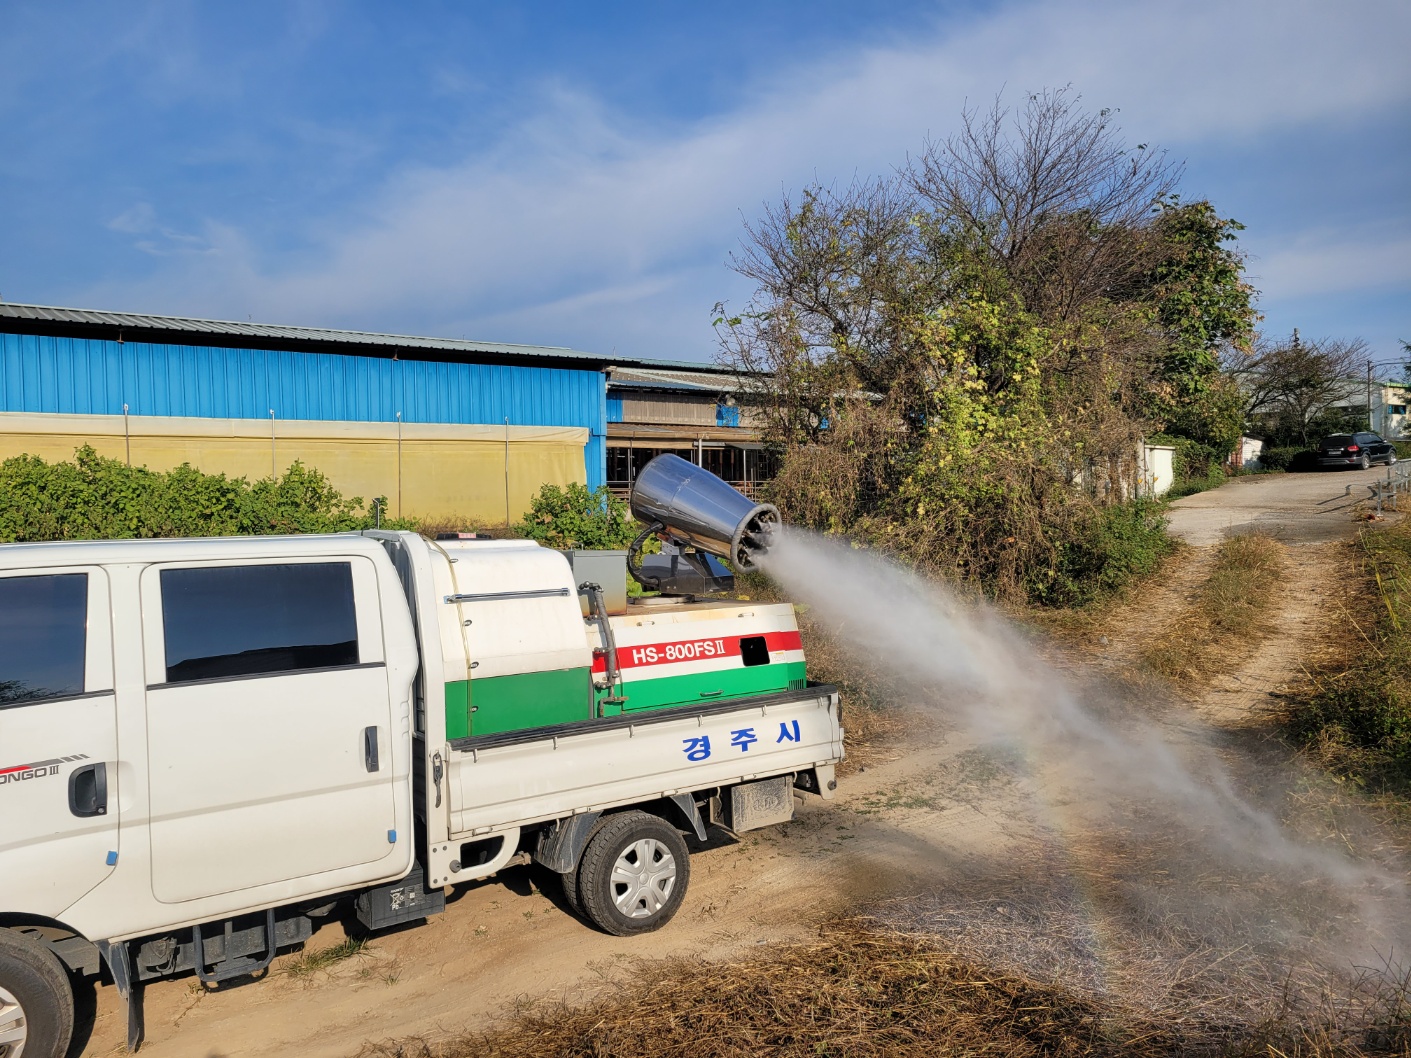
{"left": 592, "top": 630, "right": 803, "bottom": 673}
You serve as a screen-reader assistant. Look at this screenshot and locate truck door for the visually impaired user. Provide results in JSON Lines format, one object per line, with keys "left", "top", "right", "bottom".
{"left": 140, "top": 557, "right": 401, "bottom": 904}
{"left": 0, "top": 568, "right": 119, "bottom": 917}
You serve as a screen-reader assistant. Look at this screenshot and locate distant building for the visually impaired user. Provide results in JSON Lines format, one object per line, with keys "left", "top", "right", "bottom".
{"left": 1327, "top": 378, "right": 1411, "bottom": 439}
{"left": 0, "top": 302, "right": 771, "bottom": 523}
{"left": 1373, "top": 381, "right": 1410, "bottom": 438}
{"left": 605, "top": 364, "right": 771, "bottom": 497}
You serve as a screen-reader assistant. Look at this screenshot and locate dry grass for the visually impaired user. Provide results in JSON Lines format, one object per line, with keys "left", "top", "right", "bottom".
{"left": 354, "top": 919, "right": 1411, "bottom": 1058}
{"left": 1284, "top": 519, "right": 1411, "bottom": 802}
{"left": 405, "top": 516, "right": 510, "bottom": 538}
{"left": 1144, "top": 532, "right": 1285, "bottom": 681}
{"left": 280, "top": 937, "right": 369, "bottom": 979}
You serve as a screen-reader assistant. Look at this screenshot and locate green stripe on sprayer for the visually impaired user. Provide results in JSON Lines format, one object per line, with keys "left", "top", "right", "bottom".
{"left": 445, "top": 661, "right": 807, "bottom": 738}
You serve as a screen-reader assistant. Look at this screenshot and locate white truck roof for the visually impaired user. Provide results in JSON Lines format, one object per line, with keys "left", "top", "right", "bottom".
{"left": 0, "top": 533, "right": 388, "bottom": 568}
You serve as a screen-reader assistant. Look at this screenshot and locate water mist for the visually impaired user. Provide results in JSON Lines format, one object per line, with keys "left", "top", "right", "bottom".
{"left": 757, "top": 528, "right": 1410, "bottom": 1000}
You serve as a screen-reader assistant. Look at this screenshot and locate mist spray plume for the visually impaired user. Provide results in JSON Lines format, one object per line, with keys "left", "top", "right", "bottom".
{"left": 757, "top": 528, "right": 1410, "bottom": 996}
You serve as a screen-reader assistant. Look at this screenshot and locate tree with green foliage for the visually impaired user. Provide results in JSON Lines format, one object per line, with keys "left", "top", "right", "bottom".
{"left": 1141, "top": 197, "right": 1258, "bottom": 453}
{"left": 719, "top": 89, "right": 1238, "bottom": 603}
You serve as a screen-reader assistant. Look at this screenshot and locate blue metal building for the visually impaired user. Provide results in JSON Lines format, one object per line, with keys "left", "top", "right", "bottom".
{"left": 0, "top": 303, "right": 611, "bottom": 495}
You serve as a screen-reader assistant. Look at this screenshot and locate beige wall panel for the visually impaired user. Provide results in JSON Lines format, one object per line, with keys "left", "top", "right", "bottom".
{"left": 398, "top": 441, "right": 516, "bottom": 524}
{"left": 268, "top": 439, "right": 400, "bottom": 508}
{"left": 508, "top": 442, "right": 588, "bottom": 518}
{"left": 126, "top": 437, "right": 279, "bottom": 482}
{"left": 0, "top": 412, "right": 589, "bottom": 527}
{"left": 0, "top": 432, "right": 128, "bottom": 465}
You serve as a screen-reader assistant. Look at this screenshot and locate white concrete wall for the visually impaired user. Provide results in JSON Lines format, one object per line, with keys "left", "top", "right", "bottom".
{"left": 1236, "top": 435, "right": 1265, "bottom": 469}
{"left": 1139, "top": 444, "right": 1175, "bottom": 496}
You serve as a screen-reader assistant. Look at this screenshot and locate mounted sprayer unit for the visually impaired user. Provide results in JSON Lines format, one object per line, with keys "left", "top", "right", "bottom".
{"left": 626, "top": 453, "right": 781, "bottom": 596}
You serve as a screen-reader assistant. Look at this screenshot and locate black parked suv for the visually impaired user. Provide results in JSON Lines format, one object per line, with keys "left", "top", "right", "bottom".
{"left": 1316, "top": 432, "right": 1398, "bottom": 470}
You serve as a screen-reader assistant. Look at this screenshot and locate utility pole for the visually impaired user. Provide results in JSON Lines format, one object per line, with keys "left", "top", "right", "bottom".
{"left": 1367, "top": 360, "right": 1375, "bottom": 432}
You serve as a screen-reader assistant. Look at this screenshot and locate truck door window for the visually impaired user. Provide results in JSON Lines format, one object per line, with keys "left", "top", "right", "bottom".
{"left": 160, "top": 563, "right": 359, "bottom": 683}
{"left": 0, "top": 573, "right": 87, "bottom": 705}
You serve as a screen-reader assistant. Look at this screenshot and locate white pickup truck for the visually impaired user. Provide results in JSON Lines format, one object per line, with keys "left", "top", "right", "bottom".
{"left": 0, "top": 464, "right": 843, "bottom": 1058}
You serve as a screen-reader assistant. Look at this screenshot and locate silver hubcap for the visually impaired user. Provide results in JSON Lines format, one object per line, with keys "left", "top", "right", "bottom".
{"left": 0, "top": 984, "right": 27, "bottom": 1058}
{"left": 610, "top": 838, "right": 677, "bottom": 919}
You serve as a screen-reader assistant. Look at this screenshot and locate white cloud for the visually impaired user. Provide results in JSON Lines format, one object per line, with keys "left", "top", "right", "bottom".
{"left": 1252, "top": 228, "right": 1411, "bottom": 300}
{"left": 76, "top": 0, "right": 1411, "bottom": 359}
{"left": 106, "top": 202, "right": 155, "bottom": 234}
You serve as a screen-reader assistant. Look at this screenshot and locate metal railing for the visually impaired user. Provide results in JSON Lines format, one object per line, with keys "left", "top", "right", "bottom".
{"left": 1366, "top": 462, "right": 1411, "bottom": 516}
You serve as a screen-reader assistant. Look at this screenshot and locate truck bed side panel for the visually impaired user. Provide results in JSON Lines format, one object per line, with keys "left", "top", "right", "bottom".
{"left": 447, "top": 688, "right": 840, "bottom": 836}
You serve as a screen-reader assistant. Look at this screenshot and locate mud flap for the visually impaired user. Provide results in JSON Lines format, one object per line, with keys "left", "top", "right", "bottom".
{"left": 533, "top": 811, "right": 603, "bottom": 874}
{"left": 97, "top": 939, "right": 144, "bottom": 1052}
{"left": 667, "top": 793, "right": 708, "bottom": 841}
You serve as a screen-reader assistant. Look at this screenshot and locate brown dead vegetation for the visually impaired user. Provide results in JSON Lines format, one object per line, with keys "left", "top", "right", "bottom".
{"left": 1143, "top": 531, "right": 1285, "bottom": 681}
{"left": 355, "top": 918, "right": 1411, "bottom": 1058}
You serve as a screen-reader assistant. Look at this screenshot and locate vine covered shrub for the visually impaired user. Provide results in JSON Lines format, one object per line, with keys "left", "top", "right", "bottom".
{"left": 514, "top": 482, "right": 640, "bottom": 550}
{"left": 0, "top": 446, "right": 401, "bottom": 542}
{"left": 1028, "top": 499, "right": 1173, "bottom": 608}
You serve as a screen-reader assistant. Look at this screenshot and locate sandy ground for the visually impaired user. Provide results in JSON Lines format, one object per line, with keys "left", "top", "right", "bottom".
{"left": 74, "top": 469, "right": 1395, "bottom": 1057}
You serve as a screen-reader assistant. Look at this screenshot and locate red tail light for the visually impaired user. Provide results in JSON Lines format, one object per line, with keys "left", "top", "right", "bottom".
{"left": 1347, "top": 444, "right": 1361, "bottom": 452}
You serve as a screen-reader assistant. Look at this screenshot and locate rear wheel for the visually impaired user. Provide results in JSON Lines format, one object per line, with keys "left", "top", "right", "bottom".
{"left": 1360, "top": 452, "right": 1372, "bottom": 470}
{"left": 0, "top": 929, "right": 73, "bottom": 1058}
{"left": 577, "top": 811, "right": 690, "bottom": 937}
{"left": 560, "top": 864, "right": 582, "bottom": 915}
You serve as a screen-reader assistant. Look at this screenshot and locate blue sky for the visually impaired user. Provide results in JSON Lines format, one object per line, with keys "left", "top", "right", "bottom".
{"left": 1, "top": 0, "right": 1407, "bottom": 369}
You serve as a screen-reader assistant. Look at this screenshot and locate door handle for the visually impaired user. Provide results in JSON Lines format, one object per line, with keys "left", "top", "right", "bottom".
{"left": 69, "top": 763, "right": 108, "bottom": 818}
{"left": 364, "top": 726, "right": 380, "bottom": 773}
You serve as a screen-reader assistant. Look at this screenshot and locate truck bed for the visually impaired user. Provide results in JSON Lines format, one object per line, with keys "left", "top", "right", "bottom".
{"left": 445, "top": 684, "right": 840, "bottom": 839}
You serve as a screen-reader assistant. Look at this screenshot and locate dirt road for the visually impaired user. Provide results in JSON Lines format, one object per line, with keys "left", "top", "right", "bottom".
{"left": 76, "top": 470, "right": 1393, "bottom": 1057}
{"left": 1165, "top": 464, "right": 1392, "bottom": 545}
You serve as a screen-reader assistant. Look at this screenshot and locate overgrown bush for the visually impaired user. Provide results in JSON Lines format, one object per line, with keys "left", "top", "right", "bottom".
{"left": 0, "top": 446, "right": 402, "bottom": 542}
{"left": 513, "top": 482, "right": 640, "bottom": 550}
{"left": 1155, "top": 434, "right": 1229, "bottom": 496}
{"left": 720, "top": 93, "right": 1254, "bottom": 608}
{"left": 1029, "top": 499, "right": 1174, "bottom": 607}
{"left": 1260, "top": 446, "right": 1319, "bottom": 473}
{"left": 1288, "top": 518, "right": 1411, "bottom": 794}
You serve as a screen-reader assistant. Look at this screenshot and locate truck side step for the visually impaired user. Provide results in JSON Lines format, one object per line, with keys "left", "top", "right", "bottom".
{"left": 193, "top": 909, "right": 277, "bottom": 985}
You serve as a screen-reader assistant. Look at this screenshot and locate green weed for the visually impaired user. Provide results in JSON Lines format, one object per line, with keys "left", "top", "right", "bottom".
{"left": 281, "top": 937, "right": 368, "bottom": 979}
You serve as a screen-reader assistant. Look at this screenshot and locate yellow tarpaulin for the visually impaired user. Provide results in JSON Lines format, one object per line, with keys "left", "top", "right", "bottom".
{"left": 0, "top": 412, "right": 589, "bottom": 525}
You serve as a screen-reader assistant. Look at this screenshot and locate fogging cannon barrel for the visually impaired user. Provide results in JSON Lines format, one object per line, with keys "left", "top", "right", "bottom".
{"left": 630, "top": 454, "right": 780, "bottom": 571}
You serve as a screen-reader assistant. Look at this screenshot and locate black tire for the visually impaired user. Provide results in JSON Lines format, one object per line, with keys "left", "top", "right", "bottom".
{"left": 559, "top": 814, "right": 614, "bottom": 918}
{"left": 560, "top": 865, "right": 582, "bottom": 916}
{"left": 0, "top": 929, "right": 74, "bottom": 1058}
{"left": 577, "top": 811, "right": 690, "bottom": 937}
{"left": 1388, "top": 452, "right": 1398, "bottom": 467}
{"left": 1361, "top": 452, "right": 1371, "bottom": 470}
